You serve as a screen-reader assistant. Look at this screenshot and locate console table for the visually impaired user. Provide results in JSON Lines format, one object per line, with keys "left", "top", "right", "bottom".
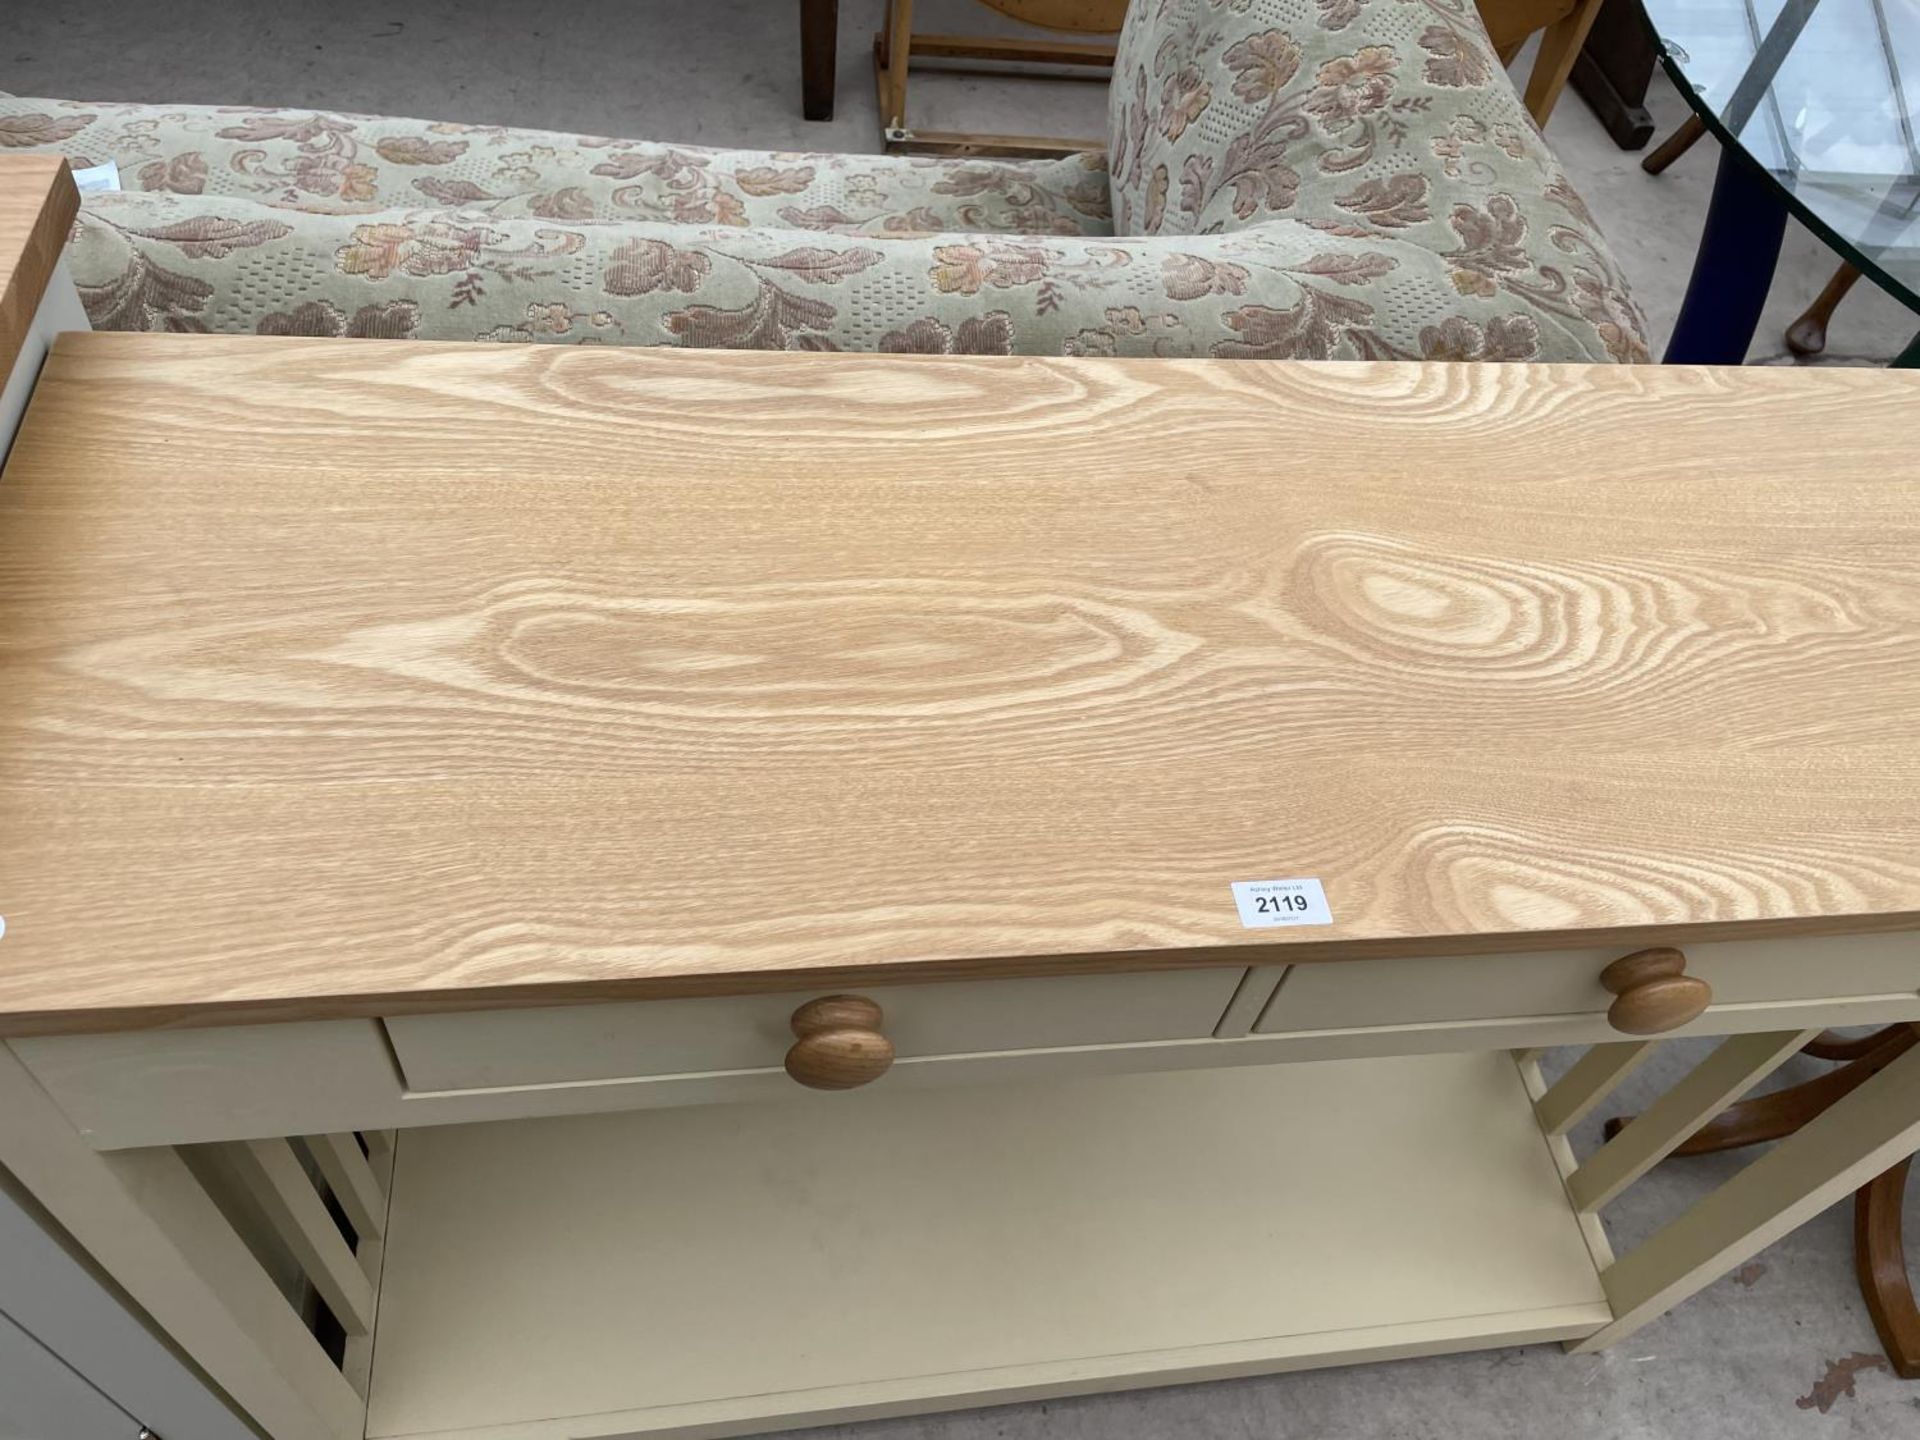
{"left": 5, "top": 154, "right": 1920, "bottom": 1440}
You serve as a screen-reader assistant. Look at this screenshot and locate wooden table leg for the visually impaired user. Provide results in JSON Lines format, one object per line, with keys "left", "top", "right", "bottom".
{"left": 1605, "top": 1026, "right": 1920, "bottom": 1155}
{"left": 800, "top": 0, "right": 839, "bottom": 122}
{"left": 1786, "top": 262, "right": 1863, "bottom": 357}
{"left": 882, "top": 0, "right": 914, "bottom": 132}
{"left": 1642, "top": 114, "right": 1706, "bottom": 176}
{"left": 1807, "top": 1026, "right": 1908, "bottom": 1062}
{"left": 1858, "top": 1157, "right": 1920, "bottom": 1378}
{"left": 1568, "top": 0, "right": 1658, "bottom": 149}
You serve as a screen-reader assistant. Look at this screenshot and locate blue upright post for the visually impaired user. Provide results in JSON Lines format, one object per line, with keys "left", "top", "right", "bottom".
{"left": 1663, "top": 149, "right": 1790, "bottom": 364}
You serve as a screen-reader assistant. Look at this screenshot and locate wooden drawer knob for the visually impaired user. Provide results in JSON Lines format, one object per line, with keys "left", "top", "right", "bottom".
{"left": 785, "top": 995, "right": 895, "bottom": 1090}
{"left": 1600, "top": 948, "right": 1712, "bottom": 1035}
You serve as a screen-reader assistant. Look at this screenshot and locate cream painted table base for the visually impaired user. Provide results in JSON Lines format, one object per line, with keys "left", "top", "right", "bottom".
{"left": 8, "top": 1027, "right": 1920, "bottom": 1440}
{"left": 6, "top": 152, "right": 1920, "bottom": 1440}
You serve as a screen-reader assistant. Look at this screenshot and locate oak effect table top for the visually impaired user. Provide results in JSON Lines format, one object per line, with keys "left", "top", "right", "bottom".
{"left": 4, "top": 334, "right": 1920, "bottom": 1034}
{"left": 0, "top": 156, "right": 77, "bottom": 390}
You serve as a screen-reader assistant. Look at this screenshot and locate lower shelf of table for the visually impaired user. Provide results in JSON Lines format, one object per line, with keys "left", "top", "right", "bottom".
{"left": 365, "top": 1052, "right": 1612, "bottom": 1440}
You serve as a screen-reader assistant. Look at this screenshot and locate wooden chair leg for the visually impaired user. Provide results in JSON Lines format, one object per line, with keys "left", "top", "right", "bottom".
{"left": 1786, "top": 262, "right": 1864, "bottom": 357}
{"left": 1642, "top": 113, "right": 1707, "bottom": 174}
{"left": 1856, "top": 1157, "right": 1920, "bottom": 1378}
{"left": 799, "top": 0, "right": 840, "bottom": 122}
{"left": 1522, "top": 0, "right": 1606, "bottom": 126}
{"left": 1605, "top": 1025, "right": 1918, "bottom": 1155}
{"left": 883, "top": 0, "right": 914, "bottom": 130}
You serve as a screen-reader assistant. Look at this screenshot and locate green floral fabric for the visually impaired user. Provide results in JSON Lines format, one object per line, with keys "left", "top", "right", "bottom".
{"left": 1, "top": 99, "right": 1113, "bottom": 235}
{"left": 0, "top": 0, "right": 1646, "bottom": 362}
{"left": 1108, "top": 0, "right": 1646, "bottom": 359}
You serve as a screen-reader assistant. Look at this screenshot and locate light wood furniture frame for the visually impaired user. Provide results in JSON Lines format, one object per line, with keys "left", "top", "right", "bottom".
{"left": 0, "top": 157, "right": 82, "bottom": 463}
{"left": 6, "top": 155, "right": 1920, "bottom": 1439}
{"left": 873, "top": 0, "right": 1121, "bottom": 157}
{"left": 1482, "top": 0, "right": 1610, "bottom": 125}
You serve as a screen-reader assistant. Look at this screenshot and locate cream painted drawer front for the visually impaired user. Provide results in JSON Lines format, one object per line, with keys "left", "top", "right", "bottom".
{"left": 22, "top": 935, "right": 1920, "bottom": 1153}
{"left": 385, "top": 968, "right": 1248, "bottom": 1093}
{"left": 1255, "top": 933, "right": 1920, "bottom": 1035}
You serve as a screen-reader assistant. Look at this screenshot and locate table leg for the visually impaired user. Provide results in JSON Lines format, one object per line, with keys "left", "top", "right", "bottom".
{"left": 882, "top": 0, "right": 914, "bottom": 131}
{"left": 1856, "top": 1157, "right": 1919, "bottom": 1378}
{"left": 800, "top": 0, "right": 839, "bottom": 122}
{"left": 1785, "top": 262, "right": 1862, "bottom": 356}
{"left": 1664, "top": 147, "right": 1789, "bottom": 365}
{"left": 1642, "top": 114, "right": 1706, "bottom": 176}
{"left": 1568, "top": 0, "right": 1658, "bottom": 150}
{"left": 1619, "top": 1026, "right": 1916, "bottom": 1154}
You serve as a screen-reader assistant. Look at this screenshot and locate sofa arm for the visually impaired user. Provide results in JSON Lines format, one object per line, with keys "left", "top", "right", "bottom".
{"left": 63, "top": 190, "right": 1639, "bottom": 362}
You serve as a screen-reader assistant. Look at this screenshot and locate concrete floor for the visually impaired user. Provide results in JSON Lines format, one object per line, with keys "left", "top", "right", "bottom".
{"left": 7, "top": 4, "right": 1920, "bottom": 1435}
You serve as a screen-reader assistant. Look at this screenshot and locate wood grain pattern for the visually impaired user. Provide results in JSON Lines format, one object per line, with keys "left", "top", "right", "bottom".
{"left": 0, "top": 156, "right": 79, "bottom": 393}
{"left": 4, "top": 337, "right": 1920, "bottom": 1034}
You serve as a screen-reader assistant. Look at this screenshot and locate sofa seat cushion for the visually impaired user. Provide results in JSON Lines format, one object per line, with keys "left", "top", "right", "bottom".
{"left": 62, "top": 187, "right": 1629, "bottom": 360}
{"left": 0, "top": 96, "right": 1114, "bottom": 236}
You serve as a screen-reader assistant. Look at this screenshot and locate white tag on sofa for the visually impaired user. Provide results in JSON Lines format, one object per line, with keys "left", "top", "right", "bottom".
{"left": 70, "top": 161, "right": 121, "bottom": 193}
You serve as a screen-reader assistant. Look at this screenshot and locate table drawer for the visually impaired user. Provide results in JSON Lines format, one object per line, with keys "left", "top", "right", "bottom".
{"left": 386, "top": 967, "right": 1249, "bottom": 1092}
{"left": 1254, "top": 932, "right": 1920, "bottom": 1036}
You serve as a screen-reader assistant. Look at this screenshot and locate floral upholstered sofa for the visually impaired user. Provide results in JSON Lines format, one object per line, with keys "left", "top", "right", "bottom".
{"left": 0, "top": 0, "right": 1647, "bottom": 362}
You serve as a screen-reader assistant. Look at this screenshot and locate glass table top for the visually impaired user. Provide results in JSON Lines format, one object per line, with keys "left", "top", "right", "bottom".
{"left": 1640, "top": 0, "right": 1920, "bottom": 308}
